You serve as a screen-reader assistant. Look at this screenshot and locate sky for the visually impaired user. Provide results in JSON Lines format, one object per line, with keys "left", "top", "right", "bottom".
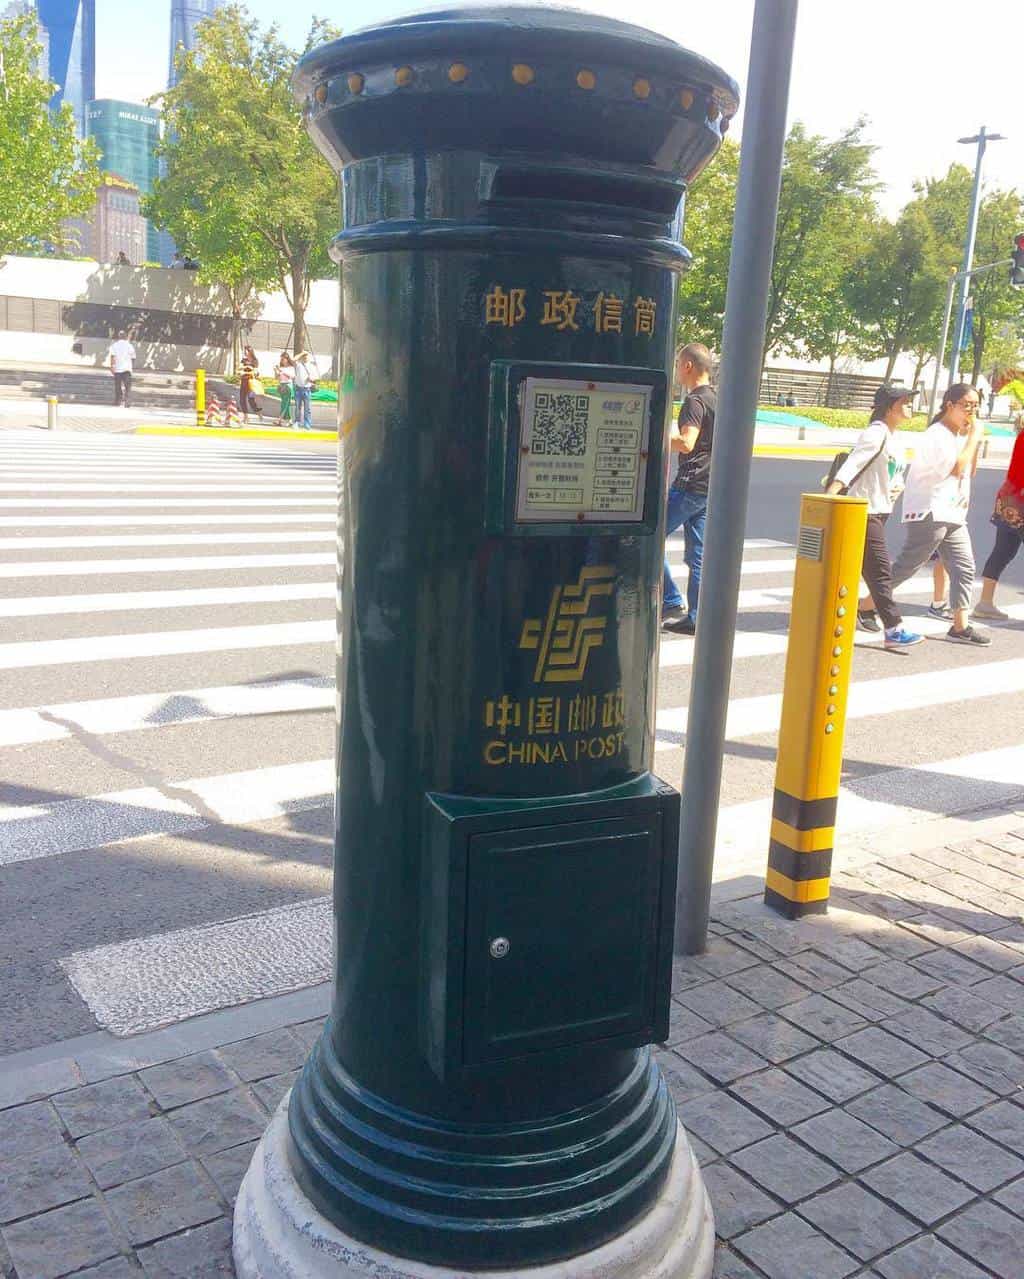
{"left": 96, "top": 0, "right": 1023, "bottom": 218}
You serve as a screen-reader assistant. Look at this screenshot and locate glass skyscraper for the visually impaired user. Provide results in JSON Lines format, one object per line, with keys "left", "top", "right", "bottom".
{"left": 168, "top": 0, "right": 221, "bottom": 88}
{"left": 1, "top": 1, "right": 50, "bottom": 81}
{"left": 37, "top": 0, "right": 95, "bottom": 136}
{"left": 87, "top": 100, "right": 162, "bottom": 263}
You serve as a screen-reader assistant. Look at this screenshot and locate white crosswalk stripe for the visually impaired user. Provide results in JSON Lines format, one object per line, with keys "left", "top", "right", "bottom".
{"left": 0, "top": 678, "right": 334, "bottom": 748}
{"left": 0, "top": 497, "right": 336, "bottom": 508}
{"left": 0, "top": 551, "right": 335, "bottom": 578}
{"left": 0, "top": 619, "right": 334, "bottom": 669}
{"left": 0, "top": 483, "right": 335, "bottom": 493}
{"left": 0, "top": 513, "right": 336, "bottom": 527}
{"left": 1, "top": 429, "right": 1021, "bottom": 1041}
{"left": 0, "top": 531, "right": 335, "bottom": 549}
{"left": 0, "top": 581, "right": 336, "bottom": 618}
{"left": 0, "top": 759, "right": 335, "bottom": 867}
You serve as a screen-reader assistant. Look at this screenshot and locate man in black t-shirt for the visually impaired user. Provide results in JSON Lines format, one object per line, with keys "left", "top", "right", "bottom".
{"left": 662, "top": 342, "right": 716, "bottom": 635}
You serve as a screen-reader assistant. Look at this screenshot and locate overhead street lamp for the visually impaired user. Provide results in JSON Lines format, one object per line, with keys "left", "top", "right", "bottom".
{"left": 949, "top": 126, "right": 1006, "bottom": 385}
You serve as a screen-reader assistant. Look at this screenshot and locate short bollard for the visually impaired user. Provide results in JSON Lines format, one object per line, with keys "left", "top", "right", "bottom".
{"left": 194, "top": 368, "right": 206, "bottom": 428}
{"left": 233, "top": 7, "right": 739, "bottom": 1279}
{"left": 47, "top": 396, "right": 59, "bottom": 431}
{"left": 765, "top": 494, "right": 868, "bottom": 919}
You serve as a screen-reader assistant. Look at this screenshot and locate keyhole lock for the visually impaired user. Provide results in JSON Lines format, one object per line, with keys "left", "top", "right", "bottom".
{"left": 489, "top": 937, "right": 511, "bottom": 960}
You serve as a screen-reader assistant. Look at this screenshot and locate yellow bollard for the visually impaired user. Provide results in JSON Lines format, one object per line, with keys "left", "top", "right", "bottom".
{"left": 765, "top": 493, "right": 868, "bottom": 919}
{"left": 195, "top": 369, "right": 206, "bottom": 427}
{"left": 47, "top": 396, "right": 59, "bottom": 431}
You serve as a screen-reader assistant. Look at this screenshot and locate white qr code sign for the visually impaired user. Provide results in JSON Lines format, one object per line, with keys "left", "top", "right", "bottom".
{"left": 515, "top": 377, "right": 652, "bottom": 523}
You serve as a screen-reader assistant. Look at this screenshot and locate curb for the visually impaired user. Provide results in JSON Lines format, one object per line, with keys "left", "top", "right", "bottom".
{"left": 0, "top": 983, "right": 331, "bottom": 1109}
{"left": 134, "top": 426, "right": 338, "bottom": 442}
{"left": 751, "top": 445, "right": 837, "bottom": 459}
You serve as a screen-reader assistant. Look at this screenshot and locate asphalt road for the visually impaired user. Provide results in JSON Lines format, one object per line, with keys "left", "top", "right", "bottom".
{"left": 0, "top": 434, "right": 1021, "bottom": 1057}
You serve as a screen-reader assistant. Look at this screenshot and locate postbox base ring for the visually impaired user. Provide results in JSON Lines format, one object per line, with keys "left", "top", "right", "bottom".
{"left": 285, "top": 1032, "right": 683, "bottom": 1267}
{"left": 234, "top": 1099, "right": 714, "bottom": 1279}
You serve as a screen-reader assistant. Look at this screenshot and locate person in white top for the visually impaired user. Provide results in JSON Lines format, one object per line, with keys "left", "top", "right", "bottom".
{"left": 292, "top": 351, "right": 317, "bottom": 430}
{"left": 888, "top": 383, "right": 989, "bottom": 646}
{"left": 107, "top": 331, "right": 136, "bottom": 408}
{"left": 827, "top": 384, "right": 922, "bottom": 650}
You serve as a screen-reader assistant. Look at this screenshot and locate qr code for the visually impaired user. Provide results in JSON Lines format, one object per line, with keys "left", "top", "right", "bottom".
{"left": 531, "top": 393, "right": 590, "bottom": 456}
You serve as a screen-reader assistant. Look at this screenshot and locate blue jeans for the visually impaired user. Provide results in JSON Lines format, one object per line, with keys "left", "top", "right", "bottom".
{"left": 662, "top": 486, "right": 707, "bottom": 622}
{"left": 293, "top": 385, "right": 313, "bottom": 428}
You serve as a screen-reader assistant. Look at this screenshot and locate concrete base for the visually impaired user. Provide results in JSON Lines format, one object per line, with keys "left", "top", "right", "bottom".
{"left": 234, "top": 1098, "right": 715, "bottom": 1279}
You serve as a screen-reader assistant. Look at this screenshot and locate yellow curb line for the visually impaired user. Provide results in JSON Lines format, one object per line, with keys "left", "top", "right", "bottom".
{"left": 752, "top": 446, "right": 838, "bottom": 459}
{"left": 135, "top": 426, "right": 338, "bottom": 442}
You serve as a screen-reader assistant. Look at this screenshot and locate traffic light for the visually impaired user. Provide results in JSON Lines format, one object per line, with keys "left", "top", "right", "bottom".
{"left": 1012, "top": 232, "right": 1024, "bottom": 288}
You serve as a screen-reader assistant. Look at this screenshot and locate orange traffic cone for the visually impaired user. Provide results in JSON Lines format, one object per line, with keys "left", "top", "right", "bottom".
{"left": 206, "top": 395, "right": 221, "bottom": 426}
{"left": 224, "top": 399, "right": 241, "bottom": 428}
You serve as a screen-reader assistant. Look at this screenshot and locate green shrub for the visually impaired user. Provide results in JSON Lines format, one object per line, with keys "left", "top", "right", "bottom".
{"left": 758, "top": 405, "right": 930, "bottom": 432}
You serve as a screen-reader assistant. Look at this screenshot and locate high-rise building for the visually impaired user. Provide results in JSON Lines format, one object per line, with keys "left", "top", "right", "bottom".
{"left": 37, "top": 0, "right": 95, "bottom": 135}
{"left": 87, "top": 100, "right": 161, "bottom": 263}
{"left": 168, "top": 0, "right": 221, "bottom": 88}
{"left": 87, "top": 175, "right": 148, "bottom": 264}
{"left": 2, "top": 0, "right": 51, "bottom": 84}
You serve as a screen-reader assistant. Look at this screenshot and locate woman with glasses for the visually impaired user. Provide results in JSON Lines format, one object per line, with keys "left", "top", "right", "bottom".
{"left": 888, "top": 383, "right": 990, "bottom": 645}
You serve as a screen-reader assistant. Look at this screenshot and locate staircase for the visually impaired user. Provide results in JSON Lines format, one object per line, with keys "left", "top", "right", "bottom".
{"left": 0, "top": 362, "right": 199, "bottom": 412}
{"left": 759, "top": 367, "right": 920, "bottom": 412}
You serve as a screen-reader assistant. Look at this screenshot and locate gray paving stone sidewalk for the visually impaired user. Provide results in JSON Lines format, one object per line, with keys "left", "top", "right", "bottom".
{"left": 2, "top": 826, "right": 1024, "bottom": 1277}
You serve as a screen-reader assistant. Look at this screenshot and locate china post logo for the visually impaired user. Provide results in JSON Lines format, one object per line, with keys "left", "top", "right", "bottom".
{"left": 519, "top": 566, "right": 616, "bottom": 683}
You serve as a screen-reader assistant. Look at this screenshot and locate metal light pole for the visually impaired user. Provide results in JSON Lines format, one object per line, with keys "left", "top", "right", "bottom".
{"left": 950, "top": 126, "right": 1005, "bottom": 384}
{"left": 674, "top": 0, "right": 799, "bottom": 955}
{"left": 928, "top": 268, "right": 958, "bottom": 421}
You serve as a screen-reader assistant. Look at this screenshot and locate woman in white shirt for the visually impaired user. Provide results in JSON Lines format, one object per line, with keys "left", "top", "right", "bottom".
{"left": 888, "top": 383, "right": 989, "bottom": 646}
{"left": 827, "top": 385, "right": 922, "bottom": 650}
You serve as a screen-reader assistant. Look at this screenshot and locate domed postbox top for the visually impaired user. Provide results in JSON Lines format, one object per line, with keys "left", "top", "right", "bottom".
{"left": 296, "top": 3, "right": 739, "bottom": 183}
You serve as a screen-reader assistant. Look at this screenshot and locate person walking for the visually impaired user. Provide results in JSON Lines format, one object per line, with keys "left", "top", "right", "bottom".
{"left": 107, "top": 330, "right": 136, "bottom": 408}
{"left": 293, "top": 351, "right": 317, "bottom": 431}
{"left": 274, "top": 352, "right": 295, "bottom": 426}
{"left": 239, "top": 346, "right": 264, "bottom": 423}
{"left": 828, "top": 385, "right": 923, "bottom": 650}
{"left": 662, "top": 342, "right": 715, "bottom": 636}
{"left": 888, "top": 383, "right": 990, "bottom": 645}
{"left": 973, "top": 412, "right": 1024, "bottom": 620}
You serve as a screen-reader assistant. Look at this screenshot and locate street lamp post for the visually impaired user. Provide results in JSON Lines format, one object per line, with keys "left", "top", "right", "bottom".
{"left": 673, "top": 0, "right": 799, "bottom": 954}
{"left": 949, "top": 126, "right": 1005, "bottom": 385}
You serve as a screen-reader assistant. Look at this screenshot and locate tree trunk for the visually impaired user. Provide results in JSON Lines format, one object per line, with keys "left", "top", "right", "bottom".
{"left": 883, "top": 346, "right": 899, "bottom": 382}
{"left": 911, "top": 352, "right": 927, "bottom": 392}
{"left": 288, "top": 255, "right": 310, "bottom": 356}
{"left": 825, "top": 353, "right": 837, "bottom": 408}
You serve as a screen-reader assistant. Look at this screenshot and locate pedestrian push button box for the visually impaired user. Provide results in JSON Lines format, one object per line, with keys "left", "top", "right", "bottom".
{"left": 421, "top": 780, "right": 679, "bottom": 1082}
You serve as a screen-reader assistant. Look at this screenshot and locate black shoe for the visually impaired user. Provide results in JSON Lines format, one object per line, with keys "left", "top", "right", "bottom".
{"left": 947, "top": 625, "right": 992, "bottom": 646}
{"left": 664, "top": 616, "right": 696, "bottom": 636}
{"left": 661, "top": 605, "right": 686, "bottom": 627}
{"left": 856, "top": 609, "right": 881, "bottom": 633}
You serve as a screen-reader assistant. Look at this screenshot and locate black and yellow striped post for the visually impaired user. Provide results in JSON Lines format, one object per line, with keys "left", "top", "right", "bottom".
{"left": 765, "top": 493, "right": 868, "bottom": 919}
{"left": 195, "top": 369, "right": 206, "bottom": 428}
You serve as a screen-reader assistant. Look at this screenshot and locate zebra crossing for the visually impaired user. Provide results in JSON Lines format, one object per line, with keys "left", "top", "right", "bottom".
{"left": 0, "top": 429, "right": 1022, "bottom": 1048}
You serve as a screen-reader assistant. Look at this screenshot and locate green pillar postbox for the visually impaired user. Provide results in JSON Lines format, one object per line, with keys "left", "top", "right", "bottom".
{"left": 234, "top": 7, "right": 737, "bottom": 1277}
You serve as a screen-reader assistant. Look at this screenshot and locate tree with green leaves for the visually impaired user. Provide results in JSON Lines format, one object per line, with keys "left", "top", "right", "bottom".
{"left": 843, "top": 202, "right": 952, "bottom": 383}
{"left": 678, "top": 121, "right": 878, "bottom": 373}
{"left": 764, "top": 121, "right": 877, "bottom": 365}
{"left": 781, "top": 199, "right": 876, "bottom": 404}
{"left": 145, "top": 151, "right": 278, "bottom": 373}
{"left": 677, "top": 139, "right": 738, "bottom": 349}
{"left": 149, "top": 5, "right": 339, "bottom": 356}
{"left": 915, "top": 166, "right": 1024, "bottom": 385}
{"left": 0, "top": 11, "right": 100, "bottom": 259}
